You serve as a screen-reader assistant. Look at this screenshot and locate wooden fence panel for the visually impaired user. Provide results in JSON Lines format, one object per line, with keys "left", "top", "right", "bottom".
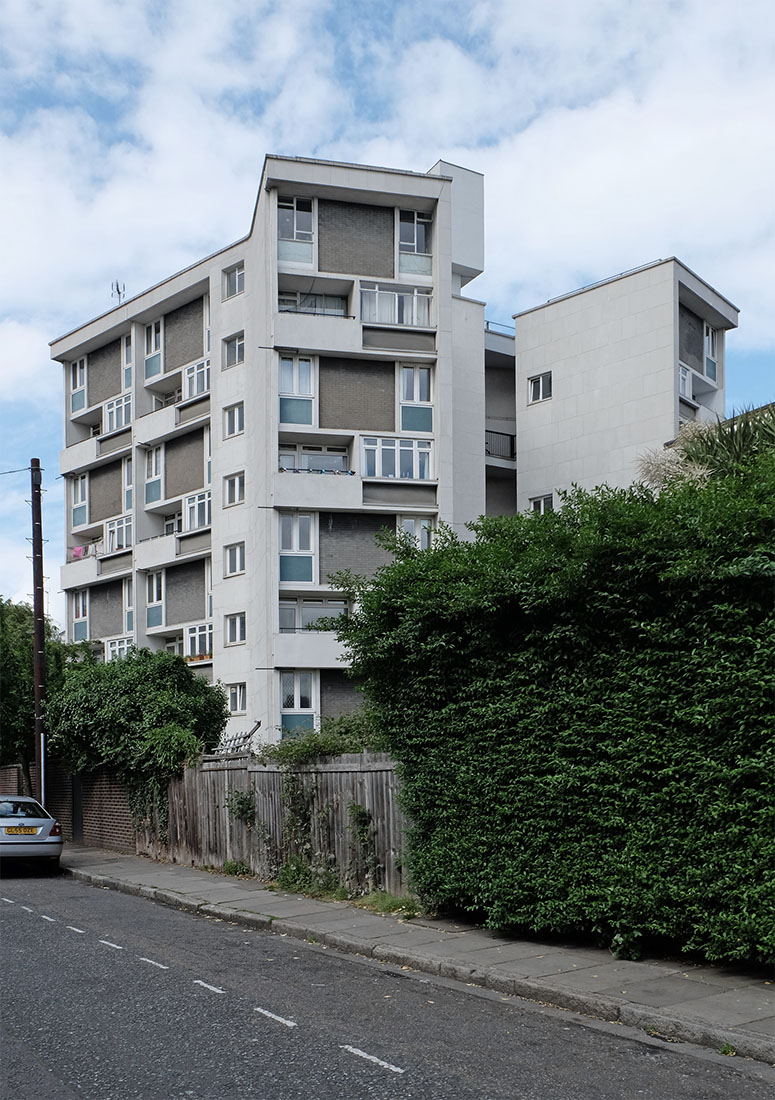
{"left": 136, "top": 753, "right": 409, "bottom": 894}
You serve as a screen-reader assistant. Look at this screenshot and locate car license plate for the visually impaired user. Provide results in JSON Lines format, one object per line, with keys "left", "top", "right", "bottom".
{"left": 6, "top": 826, "right": 37, "bottom": 834}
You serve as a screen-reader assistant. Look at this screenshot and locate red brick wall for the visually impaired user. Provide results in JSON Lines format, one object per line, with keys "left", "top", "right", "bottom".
{"left": 80, "top": 770, "right": 135, "bottom": 852}
{"left": 45, "top": 763, "right": 74, "bottom": 840}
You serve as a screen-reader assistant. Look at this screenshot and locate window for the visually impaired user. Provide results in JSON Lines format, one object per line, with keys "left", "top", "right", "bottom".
{"left": 144, "top": 320, "right": 162, "bottom": 378}
{"left": 166, "top": 637, "right": 184, "bottom": 656}
{"left": 105, "top": 393, "right": 131, "bottom": 433}
{"left": 531, "top": 495, "right": 554, "bottom": 515}
{"left": 280, "top": 670, "right": 314, "bottom": 734}
{"left": 224, "top": 402, "right": 244, "bottom": 438}
{"left": 224, "top": 472, "right": 245, "bottom": 507}
{"left": 528, "top": 372, "right": 552, "bottom": 403}
{"left": 360, "top": 283, "right": 432, "bottom": 327}
{"left": 124, "top": 577, "right": 133, "bottom": 632}
{"left": 224, "top": 542, "right": 245, "bottom": 577}
{"left": 278, "top": 196, "right": 314, "bottom": 263}
{"left": 704, "top": 323, "right": 718, "bottom": 381}
{"left": 279, "top": 355, "right": 314, "bottom": 424}
{"left": 398, "top": 210, "right": 432, "bottom": 275}
{"left": 72, "top": 590, "right": 88, "bottom": 642}
{"left": 188, "top": 622, "right": 213, "bottom": 658}
{"left": 105, "top": 515, "right": 132, "bottom": 553}
{"left": 278, "top": 444, "right": 349, "bottom": 473}
{"left": 399, "top": 515, "right": 434, "bottom": 550}
{"left": 225, "top": 612, "right": 246, "bottom": 646}
{"left": 278, "top": 291, "right": 347, "bottom": 316}
{"left": 224, "top": 262, "right": 244, "bottom": 299}
{"left": 279, "top": 597, "right": 347, "bottom": 633}
{"left": 122, "top": 334, "right": 133, "bottom": 390}
{"left": 72, "top": 473, "right": 88, "bottom": 527}
{"left": 123, "top": 457, "right": 133, "bottom": 511}
{"left": 164, "top": 512, "right": 182, "bottom": 535}
{"left": 679, "top": 366, "right": 691, "bottom": 399}
{"left": 185, "top": 490, "right": 211, "bottom": 531}
{"left": 70, "top": 357, "right": 86, "bottom": 412}
{"left": 223, "top": 332, "right": 245, "bottom": 369}
{"left": 228, "top": 683, "right": 247, "bottom": 714}
{"left": 362, "top": 437, "right": 432, "bottom": 480}
{"left": 106, "top": 638, "right": 132, "bottom": 661}
{"left": 400, "top": 364, "right": 432, "bottom": 432}
{"left": 279, "top": 513, "right": 314, "bottom": 583}
{"left": 145, "top": 445, "right": 163, "bottom": 503}
{"left": 184, "top": 358, "right": 210, "bottom": 399}
{"left": 146, "top": 570, "right": 163, "bottom": 628}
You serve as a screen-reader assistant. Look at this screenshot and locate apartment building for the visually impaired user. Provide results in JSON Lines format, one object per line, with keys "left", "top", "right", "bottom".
{"left": 511, "top": 258, "right": 739, "bottom": 513}
{"left": 51, "top": 155, "right": 486, "bottom": 742}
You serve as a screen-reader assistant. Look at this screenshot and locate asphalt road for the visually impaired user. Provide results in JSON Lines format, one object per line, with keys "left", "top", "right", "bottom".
{"left": 1, "top": 868, "right": 772, "bottom": 1100}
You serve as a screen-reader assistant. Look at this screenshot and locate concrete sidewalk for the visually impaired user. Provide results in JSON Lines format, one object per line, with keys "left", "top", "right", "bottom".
{"left": 61, "top": 845, "right": 774, "bottom": 1064}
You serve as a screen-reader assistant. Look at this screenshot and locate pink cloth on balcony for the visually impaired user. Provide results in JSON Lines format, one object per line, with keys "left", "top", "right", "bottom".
{"left": 71, "top": 546, "right": 85, "bottom": 560}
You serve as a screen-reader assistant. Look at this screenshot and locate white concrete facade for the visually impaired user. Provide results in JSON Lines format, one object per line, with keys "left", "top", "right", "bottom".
{"left": 512, "top": 259, "right": 738, "bottom": 512}
{"left": 51, "top": 154, "right": 486, "bottom": 746}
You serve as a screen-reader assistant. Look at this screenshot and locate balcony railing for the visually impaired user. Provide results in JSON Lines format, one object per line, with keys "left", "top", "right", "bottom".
{"left": 485, "top": 430, "right": 516, "bottom": 460}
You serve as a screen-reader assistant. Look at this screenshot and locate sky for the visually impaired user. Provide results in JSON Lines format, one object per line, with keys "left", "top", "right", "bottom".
{"left": 1, "top": 0, "right": 773, "bottom": 628}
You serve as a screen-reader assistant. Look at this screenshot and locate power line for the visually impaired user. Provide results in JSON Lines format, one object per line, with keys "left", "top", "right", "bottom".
{"left": 0, "top": 466, "right": 34, "bottom": 475}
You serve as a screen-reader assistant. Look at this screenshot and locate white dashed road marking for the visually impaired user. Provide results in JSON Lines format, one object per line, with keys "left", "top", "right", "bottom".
{"left": 1, "top": 897, "right": 15, "bottom": 903}
{"left": 21, "top": 905, "right": 33, "bottom": 912}
{"left": 99, "top": 939, "right": 123, "bottom": 950}
{"left": 340, "top": 1045, "right": 405, "bottom": 1074}
{"left": 254, "top": 1007, "right": 297, "bottom": 1028}
{"left": 139, "top": 957, "right": 169, "bottom": 969}
{"left": 193, "top": 980, "right": 225, "bottom": 994}
{"left": 67, "top": 926, "right": 86, "bottom": 934}
{"left": 41, "top": 915, "right": 56, "bottom": 922}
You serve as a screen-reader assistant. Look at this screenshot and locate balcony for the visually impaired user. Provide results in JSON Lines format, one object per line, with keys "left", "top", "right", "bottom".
{"left": 274, "top": 468, "right": 362, "bottom": 510}
{"left": 485, "top": 430, "right": 516, "bottom": 461}
{"left": 273, "top": 630, "right": 345, "bottom": 668}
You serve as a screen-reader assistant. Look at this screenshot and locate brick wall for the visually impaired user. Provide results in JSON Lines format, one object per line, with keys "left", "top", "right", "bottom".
{"left": 165, "top": 428, "right": 204, "bottom": 498}
{"left": 80, "top": 770, "right": 135, "bottom": 851}
{"left": 320, "top": 670, "right": 362, "bottom": 719}
{"left": 89, "top": 579, "right": 124, "bottom": 639}
{"left": 87, "top": 339, "right": 122, "bottom": 404}
{"left": 165, "top": 559, "right": 206, "bottom": 625}
{"left": 89, "top": 460, "right": 123, "bottom": 522}
{"left": 319, "top": 512, "right": 395, "bottom": 580}
{"left": 318, "top": 200, "right": 394, "bottom": 277}
{"left": 0, "top": 765, "right": 23, "bottom": 794}
{"left": 319, "top": 357, "right": 395, "bottom": 432}
{"left": 165, "top": 297, "right": 204, "bottom": 371}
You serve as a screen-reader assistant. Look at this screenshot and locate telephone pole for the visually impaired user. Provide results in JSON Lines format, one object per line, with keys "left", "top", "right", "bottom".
{"left": 31, "top": 458, "right": 46, "bottom": 804}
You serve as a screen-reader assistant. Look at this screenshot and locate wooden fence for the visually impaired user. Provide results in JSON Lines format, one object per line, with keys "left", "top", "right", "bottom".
{"left": 136, "top": 753, "right": 409, "bottom": 895}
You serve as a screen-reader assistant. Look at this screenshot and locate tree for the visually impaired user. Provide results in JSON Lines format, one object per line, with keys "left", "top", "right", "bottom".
{"left": 639, "top": 403, "right": 775, "bottom": 488}
{"left": 46, "top": 648, "right": 229, "bottom": 828}
{"left": 333, "top": 450, "right": 775, "bottom": 964}
{"left": 0, "top": 599, "right": 68, "bottom": 794}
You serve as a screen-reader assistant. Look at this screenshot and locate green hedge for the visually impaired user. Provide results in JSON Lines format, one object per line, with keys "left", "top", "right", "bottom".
{"left": 335, "top": 453, "right": 775, "bottom": 962}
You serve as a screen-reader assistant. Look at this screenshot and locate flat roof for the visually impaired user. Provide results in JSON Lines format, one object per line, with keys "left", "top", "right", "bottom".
{"left": 513, "top": 257, "right": 739, "bottom": 319}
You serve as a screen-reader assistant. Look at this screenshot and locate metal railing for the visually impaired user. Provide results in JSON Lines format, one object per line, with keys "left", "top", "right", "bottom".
{"left": 485, "top": 430, "right": 516, "bottom": 460}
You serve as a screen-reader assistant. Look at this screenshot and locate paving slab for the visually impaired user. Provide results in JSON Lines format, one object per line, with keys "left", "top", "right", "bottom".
{"left": 59, "top": 846, "right": 775, "bottom": 1065}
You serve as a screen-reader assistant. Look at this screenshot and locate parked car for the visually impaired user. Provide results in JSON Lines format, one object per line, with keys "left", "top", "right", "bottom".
{"left": 0, "top": 795, "right": 63, "bottom": 870}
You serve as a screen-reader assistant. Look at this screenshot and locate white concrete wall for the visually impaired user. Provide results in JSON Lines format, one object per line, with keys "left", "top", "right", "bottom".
{"left": 515, "top": 262, "right": 678, "bottom": 510}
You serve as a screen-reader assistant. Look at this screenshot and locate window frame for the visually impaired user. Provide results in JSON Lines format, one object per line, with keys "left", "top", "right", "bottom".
{"left": 184, "top": 490, "right": 212, "bottom": 531}
{"left": 70, "top": 357, "right": 86, "bottom": 411}
{"left": 146, "top": 570, "right": 164, "bottom": 628}
{"left": 224, "top": 402, "right": 245, "bottom": 438}
{"left": 360, "top": 282, "right": 432, "bottom": 327}
{"left": 223, "top": 262, "right": 245, "bottom": 300}
{"left": 530, "top": 494, "right": 554, "bottom": 515}
{"left": 224, "top": 542, "right": 246, "bottom": 577}
{"left": 105, "top": 393, "right": 131, "bottom": 434}
{"left": 145, "top": 444, "right": 164, "bottom": 504}
{"left": 105, "top": 514, "right": 132, "bottom": 553}
{"left": 362, "top": 436, "right": 433, "bottom": 480}
{"left": 144, "top": 319, "right": 163, "bottom": 378}
{"left": 398, "top": 514, "right": 434, "bottom": 550}
{"left": 279, "top": 512, "right": 316, "bottom": 585}
{"left": 704, "top": 322, "right": 719, "bottom": 381}
{"left": 224, "top": 612, "right": 247, "bottom": 647}
{"left": 399, "top": 363, "right": 433, "bottom": 433}
{"left": 278, "top": 354, "right": 315, "bottom": 426}
{"left": 278, "top": 444, "right": 349, "bottom": 473}
{"left": 398, "top": 209, "right": 432, "bottom": 255}
{"left": 188, "top": 622, "right": 213, "bottom": 659}
{"left": 228, "top": 682, "right": 247, "bottom": 714}
{"left": 278, "top": 196, "right": 314, "bottom": 242}
{"left": 184, "top": 358, "right": 210, "bottom": 400}
{"left": 278, "top": 290, "right": 347, "bottom": 317}
{"left": 280, "top": 669, "right": 316, "bottom": 734}
{"left": 223, "top": 332, "right": 245, "bottom": 370}
{"left": 72, "top": 473, "right": 88, "bottom": 527}
{"left": 224, "top": 471, "right": 245, "bottom": 507}
{"left": 105, "top": 637, "right": 132, "bottom": 661}
{"left": 72, "top": 589, "right": 88, "bottom": 642}
{"left": 528, "top": 372, "right": 553, "bottom": 403}
{"left": 279, "top": 597, "right": 348, "bottom": 634}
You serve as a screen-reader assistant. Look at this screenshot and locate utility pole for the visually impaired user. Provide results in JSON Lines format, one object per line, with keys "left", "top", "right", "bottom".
{"left": 31, "top": 458, "right": 46, "bottom": 804}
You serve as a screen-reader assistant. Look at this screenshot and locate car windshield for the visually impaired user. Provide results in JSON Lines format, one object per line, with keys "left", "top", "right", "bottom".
{"left": 0, "top": 800, "right": 50, "bottom": 819}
